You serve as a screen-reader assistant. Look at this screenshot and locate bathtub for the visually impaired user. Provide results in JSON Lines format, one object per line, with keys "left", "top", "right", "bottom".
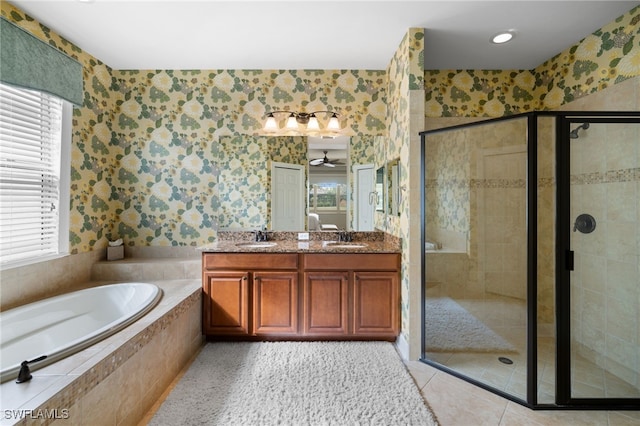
{"left": 0, "top": 282, "right": 162, "bottom": 383}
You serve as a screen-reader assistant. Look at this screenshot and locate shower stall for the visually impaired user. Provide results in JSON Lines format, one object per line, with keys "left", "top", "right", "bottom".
{"left": 420, "top": 111, "right": 640, "bottom": 409}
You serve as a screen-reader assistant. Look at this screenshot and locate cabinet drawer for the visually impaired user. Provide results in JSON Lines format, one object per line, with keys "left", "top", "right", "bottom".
{"left": 204, "top": 253, "right": 298, "bottom": 270}
{"left": 302, "top": 253, "right": 399, "bottom": 271}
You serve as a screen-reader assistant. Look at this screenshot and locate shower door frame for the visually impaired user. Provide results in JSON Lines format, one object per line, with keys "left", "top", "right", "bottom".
{"left": 556, "top": 111, "right": 640, "bottom": 409}
{"left": 419, "top": 112, "right": 541, "bottom": 409}
{"left": 420, "top": 111, "right": 640, "bottom": 411}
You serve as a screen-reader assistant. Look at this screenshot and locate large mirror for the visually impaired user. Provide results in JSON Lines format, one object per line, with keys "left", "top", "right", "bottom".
{"left": 216, "top": 135, "right": 376, "bottom": 232}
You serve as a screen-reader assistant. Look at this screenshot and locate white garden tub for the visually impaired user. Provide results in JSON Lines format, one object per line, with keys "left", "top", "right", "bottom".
{"left": 0, "top": 282, "right": 162, "bottom": 383}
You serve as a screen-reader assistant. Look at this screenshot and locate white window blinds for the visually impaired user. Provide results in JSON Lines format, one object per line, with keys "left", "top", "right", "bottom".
{"left": 0, "top": 83, "right": 64, "bottom": 265}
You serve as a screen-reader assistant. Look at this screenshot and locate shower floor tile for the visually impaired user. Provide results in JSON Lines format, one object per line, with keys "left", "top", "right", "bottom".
{"left": 424, "top": 293, "right": 640, "bottom": 402}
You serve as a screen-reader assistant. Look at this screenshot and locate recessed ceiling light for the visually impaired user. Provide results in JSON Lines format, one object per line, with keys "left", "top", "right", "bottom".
{"left": 491, "top": 31, "right": 515, "bottom": 44}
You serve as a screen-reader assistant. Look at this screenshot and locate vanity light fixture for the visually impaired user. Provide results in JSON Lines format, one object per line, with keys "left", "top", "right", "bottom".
{"left": 263, "top": 110, "right": 341, "bottom": 135}
{"left": 491, "top": 30, "right": 515, "bottom": 44}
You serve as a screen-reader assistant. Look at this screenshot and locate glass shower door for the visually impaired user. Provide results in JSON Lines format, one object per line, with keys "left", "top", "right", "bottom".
{"left": 559, "top": 116, "right": 640, "bottom": 406}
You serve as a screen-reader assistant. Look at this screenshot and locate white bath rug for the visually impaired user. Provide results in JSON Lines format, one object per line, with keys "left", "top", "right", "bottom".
{"left": 150, "top": 341, "right": 438, "bottom": 426}
{"left": 425, "top": 297, "right": 516, "bottom": 353}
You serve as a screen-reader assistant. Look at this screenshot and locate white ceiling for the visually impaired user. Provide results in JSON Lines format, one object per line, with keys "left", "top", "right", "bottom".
{"left": 9, "top": 0, "right": 638, "bottom": 70}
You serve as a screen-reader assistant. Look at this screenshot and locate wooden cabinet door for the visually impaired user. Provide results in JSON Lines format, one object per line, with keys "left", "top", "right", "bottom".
{"left": 303, "top": 272, "right": 349, "bottom": 336}
{"left": 203, "top": 271, "right": 249, "bottom": 335}
{"left": 352, "top": 271, "right": 399, "bottom": 337}
{"left": 253, "top": 271, "right": 298, "bottom": 335}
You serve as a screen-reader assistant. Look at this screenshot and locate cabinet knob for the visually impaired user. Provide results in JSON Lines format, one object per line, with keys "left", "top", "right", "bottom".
{"left": 243, "top": 276, "right": 248, "bottom": 281}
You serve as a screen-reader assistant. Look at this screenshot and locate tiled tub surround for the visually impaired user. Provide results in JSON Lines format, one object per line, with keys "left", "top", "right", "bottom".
{"left": 1, "top": 251, "right": 102, "bottom": 312}
{"left": 0, "top": 247, "right": 200, "bottom": 311}
{"left": 1, "top": 279, "right": 202, "bottom": 426}
{"left": 0, "top": 251, "right": 203, "bottom": 426}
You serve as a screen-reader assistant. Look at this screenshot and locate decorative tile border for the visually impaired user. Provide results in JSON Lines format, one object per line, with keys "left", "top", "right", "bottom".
{"left": 571, "top": 167, "right": 640, "bottom": 185}
{"left": 426, "top": 168, "right": 639, "bottom": 191}
{"left": 425, "top": 178, "right": 526, "bottom": 189}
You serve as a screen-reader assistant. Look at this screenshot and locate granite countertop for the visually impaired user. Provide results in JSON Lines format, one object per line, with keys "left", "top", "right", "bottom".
{"left": 198, "top": 231, "right": 401, "bottom": 254}
{"left": 198, "top": 239, "right": 400, "bottom": 254}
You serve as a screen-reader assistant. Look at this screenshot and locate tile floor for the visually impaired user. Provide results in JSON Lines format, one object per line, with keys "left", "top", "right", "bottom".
{"left": 405, "top": 360, "right": 640, "bottom": 425}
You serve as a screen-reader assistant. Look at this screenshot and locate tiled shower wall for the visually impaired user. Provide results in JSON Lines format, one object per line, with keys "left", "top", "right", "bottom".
{"left": 425, "top": 118, "right": 531, "bottom": 304}
{"left": 559, "top": 77, "right": 640, "bottom": 388}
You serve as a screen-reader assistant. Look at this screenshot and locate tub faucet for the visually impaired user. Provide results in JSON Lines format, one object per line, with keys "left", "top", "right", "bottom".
{"left": 16, "top": 355, "right": 47, "bottom": 383}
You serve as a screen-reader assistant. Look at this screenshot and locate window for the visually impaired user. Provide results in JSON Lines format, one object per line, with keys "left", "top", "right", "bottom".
{"left": 0, "top": 83, "right": 71, "bottom": 268}
{"left": 309, "top": 182, "right": 347, "bottom": 212}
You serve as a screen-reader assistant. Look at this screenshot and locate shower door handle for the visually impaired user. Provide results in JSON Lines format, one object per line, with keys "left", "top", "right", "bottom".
{"left": 565, "top": 250, "right": 574, "bottom": 271}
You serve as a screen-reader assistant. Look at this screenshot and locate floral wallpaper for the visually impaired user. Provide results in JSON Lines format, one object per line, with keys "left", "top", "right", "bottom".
{"left": 113, "top": 70, "right": 385, "bottom": 246}
{"left": 110, "top": 69, "right": 387, "bottom": 246}
{"left": 536, "top": 4, "right": 640, "bottom": 109}
{"left": 425, "top": 5, "right": 639, "bottom": 117}
{"left": 425, "top": 70, "right": 539, "bottom": 117}
{"left": 216, "top": 135, "right": 307, "bottom": 231}
{"left": 386, "top": 28, "right": 424, "bottom": 346}
{"left": 5, "top": 1, "right": 636, "bottom": 252}
{"left": 1, "top": 2, "right": 120, "bottom": 254}
{"left": 2, "top": 0, "right": 388, "bottom": 251}
{"left": 424, "top": 131, "right": 470, "bottom": 237}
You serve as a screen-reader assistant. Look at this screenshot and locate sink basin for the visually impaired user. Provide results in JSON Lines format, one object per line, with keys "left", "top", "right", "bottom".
{"left": 323, "top": 242, "right": 368, "bottom": 249}
{"left": 235, "top": 242, "right": 278, "bottom": 248}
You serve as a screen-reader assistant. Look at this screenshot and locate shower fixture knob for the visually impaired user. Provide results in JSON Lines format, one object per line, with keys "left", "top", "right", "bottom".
{"left": 573, "top": 213, "right": 596, "bottom": 234}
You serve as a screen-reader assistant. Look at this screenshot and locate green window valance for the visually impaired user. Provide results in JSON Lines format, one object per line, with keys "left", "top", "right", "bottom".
{"left": 0, "top": 17, "right": 83, "bottom": 106}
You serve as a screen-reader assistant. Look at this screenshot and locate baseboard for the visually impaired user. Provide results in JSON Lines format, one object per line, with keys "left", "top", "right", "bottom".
{"left": 395, "top": 333, "right": 409, "bottom": 360}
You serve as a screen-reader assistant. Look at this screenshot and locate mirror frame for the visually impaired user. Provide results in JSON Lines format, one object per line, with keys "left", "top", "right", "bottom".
{"left": 388, "top": 158, "right": 400, "bottom": 216}
{"left": 375, "top": 166, "right": 385, "bottom": 212}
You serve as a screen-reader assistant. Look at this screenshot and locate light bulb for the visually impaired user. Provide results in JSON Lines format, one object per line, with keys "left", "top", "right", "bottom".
{"left": 327, "top": 113, "right": 340, "bottom": 131}
{"left": 286, "top": 113, "right": 298, "bottom": 130}
{"left": 263, "top": 113, "right": 278, "bottom": 131}
{"left": 491, "top": 31, "right": 514, "bottom": 44}
{"left": 307, "top": 114, "right": 320, "bottom": 131}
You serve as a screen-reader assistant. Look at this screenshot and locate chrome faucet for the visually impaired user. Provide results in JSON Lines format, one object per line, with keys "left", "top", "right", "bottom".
{"left": 338, "top": 230, "right": 353, "bottom": 242}
{"left": 254, "top": 229, "right": 269, "bottom": 242}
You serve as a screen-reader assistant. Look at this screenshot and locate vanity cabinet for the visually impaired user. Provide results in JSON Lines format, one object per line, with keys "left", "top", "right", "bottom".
{"left": 202, "top": 253, "right": 298, "bottom": 337}
{"left": 202, "top": 251, "right": 399, "bottom": 340}
{"left": 202, "top": 271, "right": 250, "bottom": 335}
{"left": 302, "top": 271, "right": 349, "bottom": 336}
{"left": 252, "top": 271, "right": 298, "bottom": 335}
{"left": 302, "top": 254, "right": 399, "bottom": 339}
{"left": 352, "top": 271, "right": 399, "bottom": 336}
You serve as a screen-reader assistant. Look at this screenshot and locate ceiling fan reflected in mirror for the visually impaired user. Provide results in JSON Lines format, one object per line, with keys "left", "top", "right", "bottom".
{"left": 310, "top": 150, "right": 343, "bottom": 168}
